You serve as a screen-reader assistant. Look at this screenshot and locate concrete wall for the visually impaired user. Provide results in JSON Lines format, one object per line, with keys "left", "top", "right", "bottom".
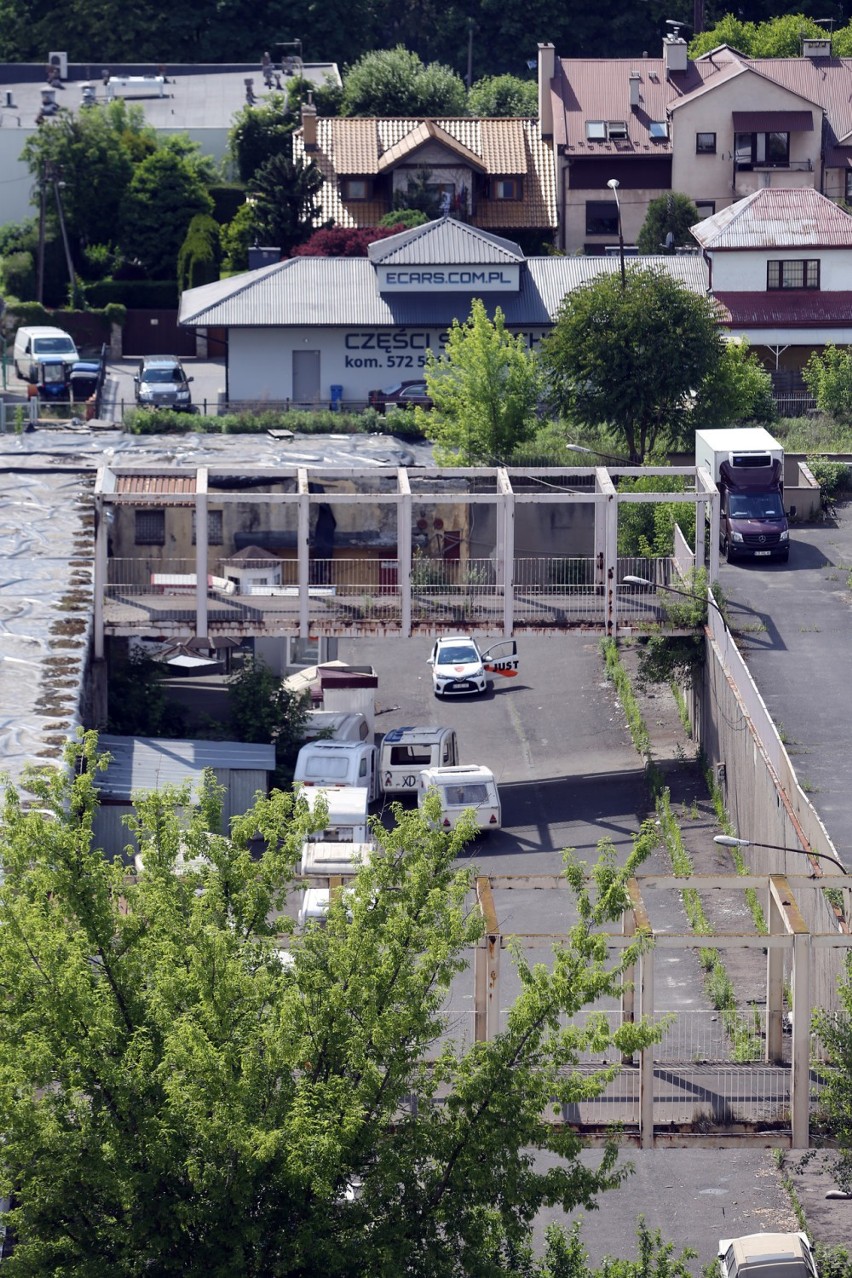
{"left": 0, "top": 127, "right": 36, "bottom": 226}
{"left": 693, "top": 608, "right": 845, "bottom": 1017}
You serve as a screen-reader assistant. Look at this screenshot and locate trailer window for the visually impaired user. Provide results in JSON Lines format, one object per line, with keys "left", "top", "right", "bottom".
{"left": 441, "top": 783, "right": 489, "bottom": 806}
{"left": 390, "top": 745, "right": 432, "bottom": 765}
{"left": 304, "top": 758, "right": 348, "bottom": 779}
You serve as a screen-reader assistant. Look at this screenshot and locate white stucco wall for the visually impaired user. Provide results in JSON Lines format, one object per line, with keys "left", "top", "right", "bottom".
{"left": 0, "top": 128, "right": 38, "bottom": 227}
{"left": 708, "top": 246, "right": 852, "bottom": 291}
{"left": 671, "top": 72, "right": 822, "bottom": 209}
{"left": 227, "top": 324, "right": 550, "bottom": 404}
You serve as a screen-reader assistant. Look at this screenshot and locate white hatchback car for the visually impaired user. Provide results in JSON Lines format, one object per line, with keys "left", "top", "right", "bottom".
{"left": 427, "top": 635, "right": 519, "bottom": 697}
{"left": 718, "top": 1233, "right": 818, "bottom": 1278}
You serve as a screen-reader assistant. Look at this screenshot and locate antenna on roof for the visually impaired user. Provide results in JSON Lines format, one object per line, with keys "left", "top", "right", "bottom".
{"left": 665, "top": 18, "right": 686, "bottom": 38}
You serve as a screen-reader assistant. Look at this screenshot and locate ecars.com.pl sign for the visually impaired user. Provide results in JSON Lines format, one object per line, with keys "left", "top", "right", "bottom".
{"left": 377, "top": 265, "right": 520, "bottom": 292}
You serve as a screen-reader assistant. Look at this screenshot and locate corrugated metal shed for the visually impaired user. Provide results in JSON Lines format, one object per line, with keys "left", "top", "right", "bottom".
{"left": 179, "top": 249, "right": 709, "bottom": 330}
{"left": 692, "top": 188, "right": 852, "bottom": 249}
{"left": 95, "top": 735, "right": 275, "bottom": 800}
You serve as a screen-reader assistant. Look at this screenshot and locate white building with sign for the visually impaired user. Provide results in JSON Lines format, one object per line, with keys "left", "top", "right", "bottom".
{"left": 179, "top": 217, "right": 709, "bottom": 407}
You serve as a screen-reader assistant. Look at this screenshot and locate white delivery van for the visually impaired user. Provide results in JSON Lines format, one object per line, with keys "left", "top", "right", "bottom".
{"left": 13, "top": 326, "right": 79, "bottom": 382}
{"left": 379, "top": 726, "right": 459, "bottom": 796}
{"left": 300, "top": 840, "right": 373, "bottom": 877}
{"left": 302, "top": 710, "right": 370, "bottom": 743}
{"left": 293, "top": 740, "right": 380, "bottom": 802}
{"left": 301, "top": 786, "right": 370, "bottom": 843}
{"left": 418, "top": 764, "right": 502, "bottom": 832}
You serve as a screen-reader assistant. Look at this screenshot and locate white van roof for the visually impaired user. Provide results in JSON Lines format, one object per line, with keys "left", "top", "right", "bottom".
{"left": 301, "top": 841, "right": 373, "bottom": 876}
{"left": 422, "top": 764, "right": 495, "bottom": 784}
{"left": 301, "top": 785, "right": 369, "bottom": 824}
{"left": 18, "top": 325, "right": 74, "bottom": 338}
{"left": 304, "top": 710, "right": 368, "bottom": 741}
{"left": 381, "top": 725, "right": 453, "bottom": 747}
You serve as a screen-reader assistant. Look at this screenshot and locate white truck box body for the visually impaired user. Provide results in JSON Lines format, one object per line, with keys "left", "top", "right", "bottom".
{"left": 418, "top": 763, "right": 502, "bottom": 831}
{"left": 379, "top": 726, "right": 459, "bottom": 795}
{"left": 293, "top": 740, "right": 379, "bottom": 801}
{"left": 695, "top": 427, "right": 783, "bottom": 483}
{"left": 301, "top": 785, "right": 370, "bottom": 843}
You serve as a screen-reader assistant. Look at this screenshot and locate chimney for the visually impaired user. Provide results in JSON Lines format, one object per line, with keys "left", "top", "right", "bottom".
{"left": 663, "top": 35, "right": 688, "bottom": 74}
{"left": 301, "top": 92, "right": 318, "bottom": 151}
{"left": 538, "top": 42, "right": 555, "bottom": 139}
{"left": 629, "top": 71, "right": 641, "bottom": 107}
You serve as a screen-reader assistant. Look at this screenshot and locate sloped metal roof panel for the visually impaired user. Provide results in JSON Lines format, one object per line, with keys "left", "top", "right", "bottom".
{"left": 180, "top": 251, "right": 709, "bottom": 329}
{"left": 692, "top": 188, "right": 852, "bottom": 248}
{"left": 95, "top": 734, "right": 275, "bottom": 799}
{"left": 715, "top": 290, "right": 852, "bottom": 325}
{"left": 368, "top": 217, "right": 525, "bottom": 264}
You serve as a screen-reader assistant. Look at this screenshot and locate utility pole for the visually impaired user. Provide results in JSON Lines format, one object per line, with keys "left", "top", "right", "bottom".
{"left": 465, "top": 20, "right": 475, "bottom": 89}
{"left": 50, "top": 165, "right": 76, "bottom": 306}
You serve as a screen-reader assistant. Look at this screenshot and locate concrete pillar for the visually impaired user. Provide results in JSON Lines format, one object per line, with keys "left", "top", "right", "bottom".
{"left": 766, "top": 884, "right": 785, "bottom": 1065}
{"left": 791, "top": 929, "right": 811, "bottom": 1148}
{"left": 497, "top": 469, "right": 514, "bottom": 637}
{"left": 474, "top": 878, "right": 501, "bottom": 1042}
{"left": 298, "top": 468, "right": 310, "bottom": 640}
{"left": 93, "top": 491, "right": 108, "bottom": 662}
{"left": 638, "top": 948, "right": 655, "bottom": 1147}
{"left": 194, "top": 468, "right": 208, "bottom": 640}
{"left": 398, "top": 468, "right": 412, "bottom": 636}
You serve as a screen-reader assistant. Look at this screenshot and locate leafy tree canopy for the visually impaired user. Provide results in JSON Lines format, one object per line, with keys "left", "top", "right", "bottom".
{"left": 541, "top": 268, "right": 724, "bottom": 462}
{"left": 467, "top": 74, "right": 538, "bottom": 117}
{"left": 177, "top": 213, "right": 221, "bottom": 292}
{"left": 227, "top": 95, "right": 295, "bottom": 185}
{"left": 220, "top": 201, "right": 259, "bottom": 273}
{"left": 378, "top": 208, "right": 429, "bottom": 229}
{"left": 422, "top": 298, "right": 542, "bottom": 464}
{"left": 803, "top": 344, "right": 852, "bottom": 423}
{"left": 341, "top": 46, "right": 467, "bottom": 117}
{"left": 21, "top": 100, "right": 157, "bottom": 249}
{"left": 690, "top": 338, "right": 777, "bottom": 430}
{"left": 636, "top": 193, "right": 700, "bottom": 254}
{"left": 121, "top": 145, "right": 213, "bottom": 278}
{"left": 689, "top": 12, "right": 841, "bottom": 57}
{"left": 292, "top": 224, "right": 407, "bottom": 256}
{"left": 0, "top": 733, "right": 662, "bottom": 1275}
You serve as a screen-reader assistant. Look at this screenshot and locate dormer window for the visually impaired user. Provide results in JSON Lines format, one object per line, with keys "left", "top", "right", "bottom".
{"left": 492, "top": 177, "right": 522, "bottom": 200}
{"left": 341, "top": 177, "right": 371, "bottom": 200}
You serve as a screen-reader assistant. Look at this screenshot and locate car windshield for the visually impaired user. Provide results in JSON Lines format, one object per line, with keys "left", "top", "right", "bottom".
{"left": 34, "top": 337, "right": 75, "bottom": 355}
{"left": 144, "top": 367, "right": 183, "bottom": 384}
{"left": 728, "top": 494, "right": 784, "bottom": 519}
{"left": 439, "top": 644, "right": 479, "bottom": 664}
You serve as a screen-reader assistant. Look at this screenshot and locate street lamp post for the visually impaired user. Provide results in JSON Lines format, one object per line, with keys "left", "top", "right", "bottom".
{"left": 714, "top": 834, "right": 848, "bottom": 876}
{"left": 607, "top": 178, "right": 626, "bottom": 291}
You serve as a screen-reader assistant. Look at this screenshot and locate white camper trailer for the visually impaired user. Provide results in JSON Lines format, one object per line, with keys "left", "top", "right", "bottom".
{"left": 379, "top": 726, "right": 459, "bottom": 796}
{"left": 301, "top": 786, "right": 370, "bottom": 843}
{"left": 293, "top": 740, "right": 380, "bottom": 801}
{"left": 418, "top": 764, "right": 502, "bottom": 831}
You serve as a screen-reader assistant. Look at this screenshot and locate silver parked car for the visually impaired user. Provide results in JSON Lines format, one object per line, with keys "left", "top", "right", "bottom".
{"left": 134, "top": 355, "right": 194, "bottom": 412}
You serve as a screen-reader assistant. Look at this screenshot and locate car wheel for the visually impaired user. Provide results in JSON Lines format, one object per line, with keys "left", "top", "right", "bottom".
{"left": 724, "top": 539, "right": 736, "bottom": 563}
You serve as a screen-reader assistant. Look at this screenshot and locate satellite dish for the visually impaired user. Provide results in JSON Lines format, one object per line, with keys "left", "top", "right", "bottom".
{"left": 663, "top": 231, "right": 674, "bottom": 250}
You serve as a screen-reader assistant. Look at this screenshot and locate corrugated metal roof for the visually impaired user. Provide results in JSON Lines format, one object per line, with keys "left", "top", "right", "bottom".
{"left": 293, "top": 118, "right": 556, "bottom": 231}
{"left": 692, "top": 188, "right": 852, "bottom": 248}
{"left": 94, "top": 735, "right": 275, "bottom": 799}
{"left": 368, "top": 217, "right": 524, "bottom": 264}
{"left": 116, "top": 475, "right": 197, "bottom": 495}
{"left": 180, "top": 250, "right": 709, "bottom": 329}
{"left": 715, "top": 290, "right": 852, "bottom": 325}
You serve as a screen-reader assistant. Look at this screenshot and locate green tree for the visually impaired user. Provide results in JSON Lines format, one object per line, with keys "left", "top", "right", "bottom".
{"left": 803, "top": 344, "right": 852, "bottom": 423}
{"left": 422, "top": 298, "right": 542, "bottom": 464}
{"left": 637, "top": 193, "right": 700, "bottom": 254}
{"left": 220, "top": 201, "right": 260, "bottom": 272}
{"left": 378, "top": 208, "right": 429, "bottom": 230}
{"left": 226, "top": 95, "right": 294, "bottom": 184}
{"left": 21, "top": 100, "right": 157, "bottom": 250}
{"left": 248, "top": 153, "right": 325, "bottom": 255}
{"left": 177, "top": 213, "right": 221, "bottom": 292}
{"left": 0, "top": 734, "right": 662, "bottom": 1275}
{"left": 227, "top": 656, "right": 309, "bottom": 785}
{"left": 467, "top": 74, "right": 538, "bottom": 117}
{"left": 541, "top": 268, "right": 724, "bottom": 462}
{"left": 341, "top": 46, "right": 467, "bottom": 117}
{"left": 616, "top": 474, "right": 692, "bottom": 558}
{"left": 106, "top": 647, "right": 185, "bottom": 737}
{"left": 689, "top": 12, "right": 838, "bottom": 57}
{"left": 814, "top": 957, "right": 852, "bottom": 1194}
{"left": 691, "top": 338, "right": 776, "bottom": 429}
{"left": 121, "top": 145, "right": 213, "bottom": 278}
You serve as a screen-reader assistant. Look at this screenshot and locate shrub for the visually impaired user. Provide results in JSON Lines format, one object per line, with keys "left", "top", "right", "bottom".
{"left": 1, "top": 251, "right": 36, "bottom": 301}
{"left": 804, "top": 345, "right": 852, "bottom": 422}
{"left": 177, "top": 214, "right": 221, "bottom": 292}
{"left": 807, "top": 456, "right": 851, "bottom": 507}
{"left": 124, "top": 407, "right": 390, "bottom": 436}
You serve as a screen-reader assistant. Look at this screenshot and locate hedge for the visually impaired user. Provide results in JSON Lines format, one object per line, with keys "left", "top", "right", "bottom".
{"left": 125, "top": 406, "right": 397, "bottom": 436}
{"left": 85, "top": 279, "right": 179, "bottom": 309}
